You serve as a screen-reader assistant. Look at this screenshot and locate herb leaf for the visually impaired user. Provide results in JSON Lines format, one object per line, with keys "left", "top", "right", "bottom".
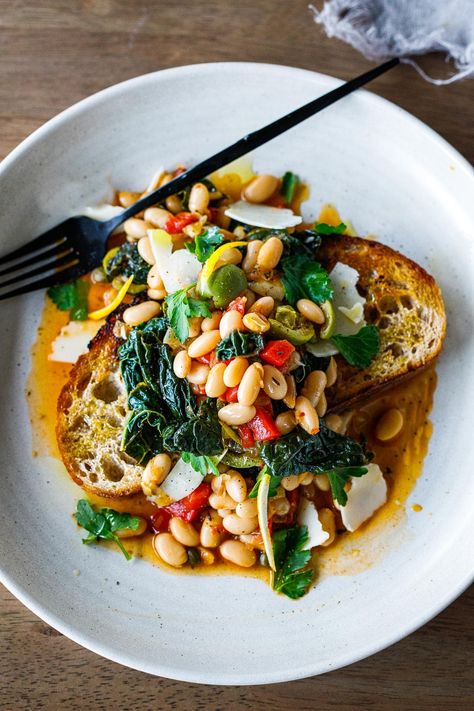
{"left": 249, "top": 467, "right": 280, "bottom": 498}
{"left": 182, "top": 451, "right": 220, "bottom": 477}
{"left": 47, "top": 280, "right": 89, "bottom": 321}
{"left": 165, "top": 286, "right": 212, "bottom": 342}
{"left": 260, "top": 419, "right": 369, "bottom": 479}
{"left": 272, "top": 526, "right": 313, "bottom": 599}
{"left": 331, "top": 325, "right": 380, "bottom": 368}
{"left": 281, "top": 171, "right": 299, "bottom": 205}
{"left": 315, "top": 222, "right": 346, "bottom": 235}
{"left": 326, "top": 466, "right": 368, "bottom": 506}
{"left": 215, "top": 331, "right": 264, "bottom": 360}
{"left": 75, "top": 499, "right": 140, "bottom": 560}
{"left": 186, "top": 226, "right": 224, "bottom": 262}
{"left": 280, "top": 255, "right": 333, "bottom": 305}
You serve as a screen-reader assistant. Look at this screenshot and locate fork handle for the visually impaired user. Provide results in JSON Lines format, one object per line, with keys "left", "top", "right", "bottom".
{"left": 106, "top": 58, "right": 399, "bottom": 231}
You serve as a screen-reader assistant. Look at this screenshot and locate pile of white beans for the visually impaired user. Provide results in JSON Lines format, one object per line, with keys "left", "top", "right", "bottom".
{"left": 101, "top": 170, "right": 364, "bottom": 571}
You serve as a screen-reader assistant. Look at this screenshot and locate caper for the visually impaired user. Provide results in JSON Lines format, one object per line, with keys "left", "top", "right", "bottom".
{"left": 207, "top": 265, "right": 248, "bottom": 308}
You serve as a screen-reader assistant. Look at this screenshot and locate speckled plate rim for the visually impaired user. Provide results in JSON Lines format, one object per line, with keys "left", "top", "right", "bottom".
{"left": 0, "top": 62, "right": 473, "bottom": 685}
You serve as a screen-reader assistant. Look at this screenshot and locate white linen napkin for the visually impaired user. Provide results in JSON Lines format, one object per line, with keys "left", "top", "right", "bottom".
{"left": 310, "top": 0, "right": 474, "bottom": 84}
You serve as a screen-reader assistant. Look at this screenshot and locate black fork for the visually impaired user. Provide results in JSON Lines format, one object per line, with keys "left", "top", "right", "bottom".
{"left": 0, "top": 58, "right": 399, "bottom": 301}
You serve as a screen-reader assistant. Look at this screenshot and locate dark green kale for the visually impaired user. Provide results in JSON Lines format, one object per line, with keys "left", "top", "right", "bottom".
{"left": 105, "top": 242, "right": 150, "bottom": 285}
{"left": 215, "top": 331, "right": 264, "bottom": 360}
{"left": 260, "top": 419, "right": 369, "bottom": 479}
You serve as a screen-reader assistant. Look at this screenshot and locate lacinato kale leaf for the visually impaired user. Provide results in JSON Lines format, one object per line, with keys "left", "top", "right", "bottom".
{"left": 272, "top": 525, "right": 313, "bottom": 599}
{"left": 185, "top": 226, "right": 224, "bottom": 262}
{"left": 260, "top": 419, "right": 368, "bottom": 478}
{"left": 281, "top": 254, "right": 333, "bottom": 305}
{"left": 326, "top": 466, "right": 368, "bottom": 506}
{"left": 118, "top": 317, "right": 201, "bottom": 462}
{"left": 47, "top": 280, "right": 89, "bottom": 320}
{"left": 75, "top": 499, "right": 140, "bottom": 560}
{"left": 162, "top": 398, "right": 223, "bottom": 456}
{"left": 121, "top": 409, "right": 165, "bottom": 464}
{"left": 331, "top": 325, "right": 380, "bottom": 368}
{"left": 215, "top": 331, "right": 264, "bottom": 360}
{"left": 105, "top": 242, "right": 150, "bottom": 285}
{"left": 246, "top": 227, "right": 321, "bottom": 257}
{"left": 165, "top": 285, "right": 212, "bottom": 342}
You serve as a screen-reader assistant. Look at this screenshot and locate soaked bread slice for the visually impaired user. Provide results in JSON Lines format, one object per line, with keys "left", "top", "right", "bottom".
{"left": 56, "top": 236, "right": 445, "bottom": 497}
{"left": 56, "top": 312, "right": 143, "bottom": 497}
{"left": 318, "top": 235, "right": 446, "bottom": 411}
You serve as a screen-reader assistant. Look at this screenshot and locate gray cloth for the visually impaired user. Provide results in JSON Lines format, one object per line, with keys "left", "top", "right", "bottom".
{"left": 310, "top": 0, "right": 474, "bottom": 84}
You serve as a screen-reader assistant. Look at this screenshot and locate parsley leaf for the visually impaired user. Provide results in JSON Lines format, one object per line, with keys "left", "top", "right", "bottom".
{"left": 280, "top": 255, "right": 333, "bottom": 305}
{"left": 182, "top": 451, "right": 220, "bottom": 477}
{"left": 47, "top": 280, "right": 89, "bottom": 321}
{"left": 186, "top": 226, "right": 224, "bottom": 262}
{"left": 281, "top": 171, "right": 299, "bottom": 205}
{"left": 326, "top": 466, "right": 368, "bottom": 506}
{"left": 74, "top": 499, "right": 140, "bottom": 560}
{"left": 331, "top": 325, "right": 380, "bottom": 368}
{"left": 272, "top": 525, "right": 314, "bottom": 599}
{"left": 165, "top": 285, "right": 212, "bottom": 342}
{"left": 315, "top": 222, "right": 346, "bottom": 235}
{"left": 248, "top": 467, "right": 280, "bottom": 499}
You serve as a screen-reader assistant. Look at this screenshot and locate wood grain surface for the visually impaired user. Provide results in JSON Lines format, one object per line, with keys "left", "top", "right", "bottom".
{"left": 0, "top": 2, "right": 473, "bottom": 709}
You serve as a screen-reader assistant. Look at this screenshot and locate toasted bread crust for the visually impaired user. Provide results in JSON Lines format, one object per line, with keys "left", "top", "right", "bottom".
{"left": 318, "top": 235, "right": 446, "bottom": 411}
{"left": 56, "top": 236, "right": 446, "bottom": 496}
{"left": 56, "top": 308, "right": 144, "bottom": 497}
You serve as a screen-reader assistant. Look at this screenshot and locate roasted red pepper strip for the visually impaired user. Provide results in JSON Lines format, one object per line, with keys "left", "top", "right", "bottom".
{"left": 248, "top": 407, "right": 281, "bottom": 441}
{"left": 238, "top": 424, "right": 255, "bottom": 449}
{"left": 165, "top": 211, "right": 199, "bottom": 234}
{"left": 260, "top": 339, "right": 295, "bottom": 367}
{"left": 225, "top": 295, "right": 247, "bottom": 315}
{"left": 222, "top": 385, "right": 239, "bottom": 402}
{"left": 166, "top": 482, "right": 212, "bottom": 523}
{"left": 149, "top": 507, "right": 172, "bottom": 533}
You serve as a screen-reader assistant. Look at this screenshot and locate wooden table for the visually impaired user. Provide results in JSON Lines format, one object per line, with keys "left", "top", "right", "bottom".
{"left": 1, "top": 2, "right": 472, "bottom": 708}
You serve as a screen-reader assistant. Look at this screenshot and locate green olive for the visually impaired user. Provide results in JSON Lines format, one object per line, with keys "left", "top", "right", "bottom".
{"left": 269, "top": 305, "right": 315, "bottom": 345}
{"left": 320, "top": 300, "right": 335, "bottom": 339}
{"left": 206, "top": 264, "right": 248, "bottom": 308}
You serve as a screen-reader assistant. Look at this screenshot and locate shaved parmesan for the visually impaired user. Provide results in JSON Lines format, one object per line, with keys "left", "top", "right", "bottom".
{"left": 329, "top": 262, "right": 366, "bottom": 337}
{"left": 224, "top": 200, "right": 302, "bottom": 229}
{"left": 149, "top": 229, "right": 201, "bottom": 294}
{"left": 297, "top": 497, "right": 330, "bottom": 549}
{"left": 159, "top": 458, "right": 204, "bottom": 503}
{"left": 339, "top": 464, "right": 387, "bottom": 532}
{"left": 306, "top": 261, "right": 366, "bottom": 357}
{"left": 49, "top": 320, "right": 104, "bottom": 363}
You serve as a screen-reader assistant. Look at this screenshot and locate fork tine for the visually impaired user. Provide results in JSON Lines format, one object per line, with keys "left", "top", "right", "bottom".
{"left": 0, "top": 263, "right": 83, "bottom": 302}
{"left": 0, "top": 242, "right": 74, "bottom": 278}
{"left": 0, "top": 229, "right": 67, "bottom": 266}
{"left": 0, "top": 252, "right": 79, "bottom": 290}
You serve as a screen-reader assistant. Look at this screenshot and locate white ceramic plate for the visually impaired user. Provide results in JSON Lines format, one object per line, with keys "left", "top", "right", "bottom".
{"left": 0, "top": 63, "right": 473, "bottom": 685}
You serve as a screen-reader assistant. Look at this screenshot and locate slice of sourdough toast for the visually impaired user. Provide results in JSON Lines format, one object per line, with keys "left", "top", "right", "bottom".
{"left": 56, "top": 235, "right": 446, "bottom": 497}
{"left": 56, "top": 309, "right": 143, "bottom": 497}
{"left": 318, "top": 235, "right": 446, "bottom": 411}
